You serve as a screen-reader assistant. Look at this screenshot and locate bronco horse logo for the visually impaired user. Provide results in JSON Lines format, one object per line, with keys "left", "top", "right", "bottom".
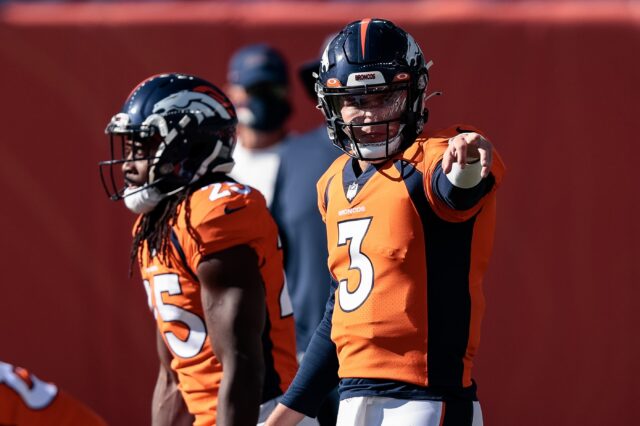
{"left": 153, "top": 89, "right": 232, "bottom": 123}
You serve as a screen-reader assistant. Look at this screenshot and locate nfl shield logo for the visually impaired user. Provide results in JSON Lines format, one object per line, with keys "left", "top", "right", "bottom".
{"left": 346, "top": 182, "right": 358, "bottom": 201}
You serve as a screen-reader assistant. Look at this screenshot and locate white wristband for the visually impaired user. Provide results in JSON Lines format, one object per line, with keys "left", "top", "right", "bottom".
{"left": 445, "top": 159, "right": 483, "bottom": 188}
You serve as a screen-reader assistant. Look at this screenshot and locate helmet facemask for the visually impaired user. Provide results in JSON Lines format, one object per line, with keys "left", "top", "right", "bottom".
{"left": 320, "top": 84, "right": 411, "bottom": 162}
{"left": 99, "top": 113, "right": 164, "bottom": 202}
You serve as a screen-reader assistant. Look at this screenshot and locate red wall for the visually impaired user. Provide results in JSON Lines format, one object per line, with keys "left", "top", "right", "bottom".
{"left": 0, "top": 2, "right": 638, "bottom": 425}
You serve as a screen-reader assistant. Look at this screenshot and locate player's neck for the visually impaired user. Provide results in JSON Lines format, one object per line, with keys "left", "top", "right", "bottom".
{"left": 354, "top": 159, "right": 370, "bottom": 178}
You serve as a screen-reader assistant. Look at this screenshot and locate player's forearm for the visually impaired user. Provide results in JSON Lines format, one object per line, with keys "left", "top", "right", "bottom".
{"left": 216, "top": 356, "right": 265, "bottom": 426}
{"left": 433, "top": 162, "right": 494, "bottom": 210}
{"left": 151, "top": 365, "right": 194, "bottom": 426}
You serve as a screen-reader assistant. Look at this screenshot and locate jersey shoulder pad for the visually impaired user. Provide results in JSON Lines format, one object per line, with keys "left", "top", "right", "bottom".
{"left": 185, "top": 181, "right": 261, "bottom": 229}
{"left": 179, "top": 181, "right": 272, "bottom": 265}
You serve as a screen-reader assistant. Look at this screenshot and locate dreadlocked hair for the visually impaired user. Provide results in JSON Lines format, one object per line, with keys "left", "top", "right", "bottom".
{"left": 128, "top": 186, "right": 203, "bottom": 276}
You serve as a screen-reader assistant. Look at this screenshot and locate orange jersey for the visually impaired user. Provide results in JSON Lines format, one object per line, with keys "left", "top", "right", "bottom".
{"left": 138, "top": 180, "right": 297, "bottom": 426}
{"left": 317, "top": 126, "right": 505, "bottom": 388}
{"left": 0, "top": 361, "right": 107, "bottom": 426}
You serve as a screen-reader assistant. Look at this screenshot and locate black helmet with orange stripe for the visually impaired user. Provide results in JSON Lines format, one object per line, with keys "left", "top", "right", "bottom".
{"left": 316, "top": 18, "right": 431, "bottom": 161}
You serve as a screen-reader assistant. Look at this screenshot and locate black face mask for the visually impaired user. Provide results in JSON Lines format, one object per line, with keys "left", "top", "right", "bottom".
{"left": 237, "top": 94, "right": 291, "bottom": 132}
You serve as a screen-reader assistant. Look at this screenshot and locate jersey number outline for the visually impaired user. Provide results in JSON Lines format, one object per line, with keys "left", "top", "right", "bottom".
{"left": 0, "top": 362, "right": 58, "bottom": 410}
{"left": 337, "top": 217, "right": 374, "bottom": 312}
{"left": 207, "top": 182, "right": 251, "bottom": 201}
{"left": 145, "top": 274, "right": 208, "bottom": 359}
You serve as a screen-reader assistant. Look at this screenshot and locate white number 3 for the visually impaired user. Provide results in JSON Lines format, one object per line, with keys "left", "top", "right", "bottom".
{"left": 0, "top": 361, "right": 58, "bottom": 409}
{"left": 337, "top": 218, "right": 374, "bottom": 312}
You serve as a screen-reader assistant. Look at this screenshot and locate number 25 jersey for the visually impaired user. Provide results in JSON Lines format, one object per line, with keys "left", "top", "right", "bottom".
{"left": 317, "top": 126, "right": 506, "bottom": 389}
{"left": 138, "top": 180, "right": 298, "bottom": 426}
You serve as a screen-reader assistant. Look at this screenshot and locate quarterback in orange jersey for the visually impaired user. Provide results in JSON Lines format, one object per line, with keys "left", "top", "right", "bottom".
{"left": 267, "top": 19, "right": 505, "bottom": 426}
{"left": 99, "top": 74, "right": 299, "bottom": 425}
{"left": 0, "top": 360, "right": 107, "bottom": 425}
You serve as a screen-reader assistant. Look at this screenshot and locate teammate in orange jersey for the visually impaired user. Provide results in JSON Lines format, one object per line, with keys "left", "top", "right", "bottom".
{"left": 99, "top": 73, "right": 300, "bottom": 425}
{"left": 0, "top": 360, "right": 107, "bottom": 425}
{"left": 266, "top": 19, "right": 505, "bottom": 426}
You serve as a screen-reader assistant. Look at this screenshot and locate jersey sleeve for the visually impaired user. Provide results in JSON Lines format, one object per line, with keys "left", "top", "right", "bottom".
{"left": 423, "top": 125, "right": 506, "bottom": 222}
{"left": 316, "top": 178, "right": 328, "bottom": 224}
{"left": 316, "top": 155, "right": 349, "bottom": 224}
{"left": 188, "top": 187, "right": 269, "bottom": 269}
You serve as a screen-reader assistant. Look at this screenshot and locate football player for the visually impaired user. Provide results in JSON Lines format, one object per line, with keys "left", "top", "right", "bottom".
{"left": 0, "top": 360, "right": 107, "bottom": 425}
{"left": 266, "top": 19, "right": 505, "bottom": 426}
{"left": 99, "top": 73, "right": 299, "bottom": 425}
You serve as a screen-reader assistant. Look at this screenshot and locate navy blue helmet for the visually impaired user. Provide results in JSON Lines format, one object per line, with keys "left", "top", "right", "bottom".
{"left": 316, "top": 19, "right": 430, "bottom": 161}
{"left": 100, "top": 73, "right": 237, "bottom": 200}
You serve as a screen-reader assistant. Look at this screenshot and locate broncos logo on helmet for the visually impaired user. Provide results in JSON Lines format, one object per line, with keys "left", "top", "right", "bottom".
{"left": 152, "top": 89, "right": 233, "bottom": 123}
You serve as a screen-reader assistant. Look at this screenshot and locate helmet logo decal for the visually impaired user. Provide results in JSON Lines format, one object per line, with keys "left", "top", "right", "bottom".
{"left": 346, "top": 182, "right": 359, "bottom": 202}
{"left": 394, "top": 73, "right": 410, "bottom": 82}
{"left": 360, "top": 18, "right": 372, "bottom": 58}
{"left": 346, "top": 71, "right": 385, "bottom": 87}
{"left": 355, "top": 73, "right": 377, "bottom": 81}
{"left": 153, "top": 90, "right": 231, "bottom": 124}
{"left": 321, "top": 43, "right": 330, "bottom": 73}
{"left": 108, "top": 113, "right": 131, "bottom": 133}
{"left": 327, "top": 78, "right": 342, "bottom": 88}
{"left": 405, "top": 34, "right": 422, "bottom": 66}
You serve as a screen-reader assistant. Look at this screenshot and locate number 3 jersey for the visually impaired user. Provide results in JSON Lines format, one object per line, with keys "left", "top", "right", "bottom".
{"left": 317, "top": 126, "right": 506, "bottom": 389}
{"left": 137, "top": 180, "right": 298, "bottom": 426}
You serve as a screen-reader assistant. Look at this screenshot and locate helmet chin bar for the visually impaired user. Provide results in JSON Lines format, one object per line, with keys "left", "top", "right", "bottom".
{"left": 343, "top": 119, "right": 405, "bottom": 162}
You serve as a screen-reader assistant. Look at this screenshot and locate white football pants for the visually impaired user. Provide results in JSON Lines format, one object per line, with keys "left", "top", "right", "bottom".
{"left": 336, "top": 396, "right": 483, "bottom": 426}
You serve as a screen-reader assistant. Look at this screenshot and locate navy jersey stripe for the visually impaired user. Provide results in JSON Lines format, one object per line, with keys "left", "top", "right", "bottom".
{"left": 395, "top": 160, "right": 476, "bottom": 387}
{"left": 342, "top": 158, "right": 377, "bottom": 202}
{"left": 170, "top": 230, "right": 199, "bottom": 282}
{"left": 324, "top": 175, "right": 334, "bottom": 212}
{"left": 339, "top": 378, "right": 478, "bottom": 401}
